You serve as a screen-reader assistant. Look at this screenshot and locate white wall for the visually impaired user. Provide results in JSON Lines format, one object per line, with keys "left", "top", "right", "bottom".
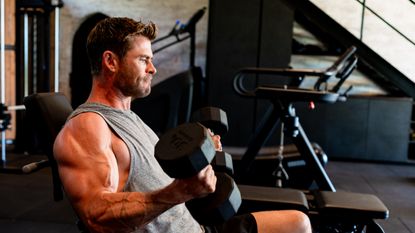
{"left": 310, "top": 0, "right": 415, "bottom": 83}
{"left": 59, "top": 0, "right": 208, "bottom": 99}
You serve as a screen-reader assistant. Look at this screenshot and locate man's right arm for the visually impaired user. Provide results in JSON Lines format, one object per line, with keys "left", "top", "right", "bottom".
{"left": 53, "top": 113, "right": 216, "bottom": 232}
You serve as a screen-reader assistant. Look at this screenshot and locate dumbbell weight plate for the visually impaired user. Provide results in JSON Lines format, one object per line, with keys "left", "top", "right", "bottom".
{"left": 186, "top": 172, "right": 242, "bottom": 225}
{"left": 155, "top": 123, "right": 216, "bottom": 178}
{"left": 191, "top": 107, "right": 229, "bottom": 136}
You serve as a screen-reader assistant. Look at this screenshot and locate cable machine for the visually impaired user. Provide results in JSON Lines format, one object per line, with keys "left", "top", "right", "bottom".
{"left": 0, "top": 0, "right": 63, "bottom": 173}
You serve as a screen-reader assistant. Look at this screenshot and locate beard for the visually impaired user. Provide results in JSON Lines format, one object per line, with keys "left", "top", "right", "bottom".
{"left": 114, "top": 71, "right": 152, "bottom": 99}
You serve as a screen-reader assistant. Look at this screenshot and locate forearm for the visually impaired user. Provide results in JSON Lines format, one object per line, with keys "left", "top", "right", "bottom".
{"left": 80, "top": 180, "right": 192, "bottom": 233}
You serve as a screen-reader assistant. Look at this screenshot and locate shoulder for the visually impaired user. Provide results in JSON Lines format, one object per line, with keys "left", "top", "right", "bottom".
{"left": 53, "top": 112, "right": 112, "bottom": 160}
{"left": 64, "top": 111, "right": 110, "bottom": 137}
{"left": 69, "top": 111, "right": 109, "bottom": 131}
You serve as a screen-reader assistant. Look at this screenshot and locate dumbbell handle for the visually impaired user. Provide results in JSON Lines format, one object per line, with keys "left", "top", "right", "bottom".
{"left": 212, "top": 151, "right": 234, "bottom": 176}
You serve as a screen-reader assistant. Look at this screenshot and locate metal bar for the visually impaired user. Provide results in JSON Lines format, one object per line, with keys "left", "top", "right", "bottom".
{"left": 237, "top": 104, "right": 281, "bottom": 177}
{"left": 359, "top": 0, "right": 366, "bottom": 40}
{"left": 0, "top": 0, "right": 4, "bottom": 104}
{"left": 252, "top": 0, "right": 265, "bottom": 137}
{"left": 32, "top": 16, "right": 37, "bottom": 94}
{"left": 189, "top": 28, "right": 196, "bottom": 68}
{"left": 293, "top": 122, "right": 336, "bottom": 192}
{"left": 7, "top": 105, "right": 26, "bottom": 111}
{"left": 153, "top": 35, "right": 190, "bottom": 54}
{"left": 54, "top": 7, "right": 59, "bottom": 92}
{"left": 23, "top": 13, "right": 29, "bottom": 97}
{"left": 354, "top": 0, "right": 415, "bottom": 47}
{"left": 1, "top": 0, "right": 5, "bottom": 162}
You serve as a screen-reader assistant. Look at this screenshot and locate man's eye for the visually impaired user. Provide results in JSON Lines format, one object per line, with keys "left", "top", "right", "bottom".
{"left": 139, "top": 58, "right": 148, "bottom": 63}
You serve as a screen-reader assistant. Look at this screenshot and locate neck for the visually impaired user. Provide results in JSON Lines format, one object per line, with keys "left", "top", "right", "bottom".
{"left": 86, "top": 76, "right": 132, "bottom": 110}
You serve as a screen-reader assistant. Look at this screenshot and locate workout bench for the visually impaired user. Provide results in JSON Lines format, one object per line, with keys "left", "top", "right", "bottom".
{"left": 23, "top": 92, "right": 73, "bottom": 201}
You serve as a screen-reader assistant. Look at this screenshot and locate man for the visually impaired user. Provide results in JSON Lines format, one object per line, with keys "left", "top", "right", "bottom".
{"left": 53, "top": 17, "right": 311, "bottom": 233}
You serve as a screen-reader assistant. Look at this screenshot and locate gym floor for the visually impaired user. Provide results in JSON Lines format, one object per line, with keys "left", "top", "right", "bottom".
{"left": 0, "top": 152, "right": 414, "bottom": 233}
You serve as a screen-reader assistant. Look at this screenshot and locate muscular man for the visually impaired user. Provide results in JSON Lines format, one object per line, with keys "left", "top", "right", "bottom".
{"left": 53, "top": 17, "right": 311, "bottom": 233}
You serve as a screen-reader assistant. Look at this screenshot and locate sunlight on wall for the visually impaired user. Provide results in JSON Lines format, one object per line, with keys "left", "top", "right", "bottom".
{"left": 310, "top": 0, "right": 415, "bottom": 83}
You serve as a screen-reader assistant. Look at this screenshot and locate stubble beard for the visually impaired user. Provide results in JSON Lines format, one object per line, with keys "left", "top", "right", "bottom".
{"left": 115, "top": 72, "right": 152, "bottom": 99}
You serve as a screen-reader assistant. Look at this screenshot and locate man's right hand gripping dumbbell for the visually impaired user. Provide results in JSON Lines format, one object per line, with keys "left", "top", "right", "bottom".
{"left": 155, "top": 122, "right": 241, "bottom": 225}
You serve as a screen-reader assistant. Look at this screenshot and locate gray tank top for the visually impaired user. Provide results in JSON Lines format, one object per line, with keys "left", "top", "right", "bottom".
{"left": 70, "top": 102, "right": 202, "bottom": 233}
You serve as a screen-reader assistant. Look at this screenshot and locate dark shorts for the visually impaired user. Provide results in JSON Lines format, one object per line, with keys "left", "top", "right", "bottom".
{"left": 203, "top": 214, "right": 257, "bottom": 233}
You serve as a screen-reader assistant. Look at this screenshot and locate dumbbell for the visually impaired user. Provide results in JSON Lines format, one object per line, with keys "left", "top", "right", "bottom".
{"left": 190, "top": 106, "right": 229, "bottom": 136}
{"left": 213, "top": 151, "right": 234, "bottom": 176}
{"left": 155, "top": 122, "right": 241, "bottom": 225}
{"left": 191, "top": 107, "right": 233, "bottom": 175}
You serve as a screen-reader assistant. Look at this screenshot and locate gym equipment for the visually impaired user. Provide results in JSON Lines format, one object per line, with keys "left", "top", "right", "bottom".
{"left": 153, "top": 6, "right": 208, "bottom": 108}
{"left": 238, "top": 185, "right": 388, "bottom": 233}
{"left": 191, "top": 105, "right": 326, "bottom": 185}
{"left": 192, "top": 105, "right": 329, "bottom": 189}
{"left": 0, "top": 104, "right": 12, "bottom": 133}
{"left": 232, "top": 46, "right": 390, "bottom": 232}
{"left": 23, "top": 92, "right": 73, "bottom": 201}
{"left": 0, "top": 102, "right": 51, "bottom": 174}
{"left": 0, "top": 1, "right": 63, "bottom": 173}
{"left": 155, "top": 122, "right": 241, "bottom": 225}
{"left": 233, "top": 46, "right": 358, "bottom": 191}
{"left": 155, "top": 123, "right": 216, "bottom": 178}
{"left": 190, "top": 106, "right": 233, "bottom": 175}
{"left": 212, "top": 151, "right": 234, "bottom": 176}
{"left": 190, "top": 106, "right": 229, "bottom": 136}
{"left": 186, "top": 171, "right": 240, "bottom": 225}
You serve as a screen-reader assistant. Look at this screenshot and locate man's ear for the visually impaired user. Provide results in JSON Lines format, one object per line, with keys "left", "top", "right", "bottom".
{"left": 102, "top": 51, "right": 118, "bottom": 72}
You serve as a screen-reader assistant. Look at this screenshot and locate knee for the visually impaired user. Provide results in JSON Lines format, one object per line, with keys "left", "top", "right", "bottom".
{"left": 252, "top": 209, "right": 312, "bottom": 233}
{"left": 292, "top": 211, "right": 311, "bottom": 233}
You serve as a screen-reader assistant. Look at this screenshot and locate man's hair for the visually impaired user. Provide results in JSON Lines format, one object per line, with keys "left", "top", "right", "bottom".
{"left": 86, "top": 17, "right": 157, "bottom": 75}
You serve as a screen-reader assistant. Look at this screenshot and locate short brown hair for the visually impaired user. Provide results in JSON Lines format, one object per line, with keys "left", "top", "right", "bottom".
{"left": 86, "top": 17, "right": 157, "bottom": 75}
